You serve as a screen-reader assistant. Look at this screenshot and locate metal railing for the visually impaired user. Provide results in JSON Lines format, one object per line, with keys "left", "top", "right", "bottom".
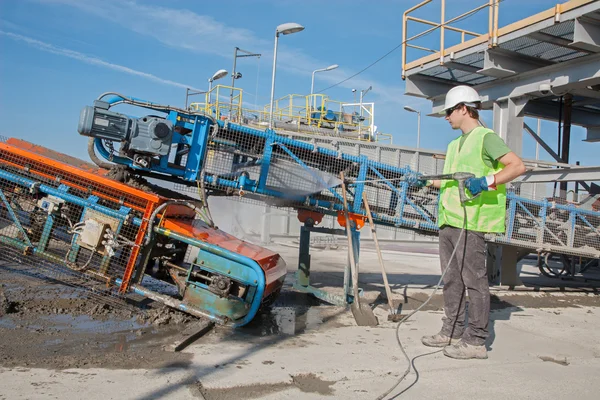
{"left": 190, "top": 85, "right": 382, "bottom": 142}
{"left": 402, "top": 0, "right": 500, "bottom": 78}
{"left": 189, "top": 85, "right": 245, "bottom": 123}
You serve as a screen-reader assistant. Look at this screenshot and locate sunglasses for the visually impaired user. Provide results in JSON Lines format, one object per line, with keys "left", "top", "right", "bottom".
{"left": 445, "top": 104, "right": 462, "bottom": 117}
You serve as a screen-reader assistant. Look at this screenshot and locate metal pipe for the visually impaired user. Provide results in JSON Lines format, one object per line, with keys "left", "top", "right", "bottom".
{"left": 402, "top": 0, "right": 432, "bottom": 78}
{"left": 406, "top": 16, "right": 480, "bottom": 37}
{"left": 404, "top": 4, "right": 488, "bottom": 44}
{"left": 560, "top": 94, "right": 573, "bottom": 196}
{"left": 114, "top": 277, "right": 226, "bottom": 323}
{"left": 489, "top": 0, "right": 494, "bottom": 39}
{"left": 406, "top": 43, "right": 437, "bottom": 53}
{"left": 0, "top": 169, "right": 130, "bottom": 222}
{"left": 493, "top": 0, "right": 500, "bottom": 46}
{"left": 440, "top": 0, "right": 446, "bottom": 65}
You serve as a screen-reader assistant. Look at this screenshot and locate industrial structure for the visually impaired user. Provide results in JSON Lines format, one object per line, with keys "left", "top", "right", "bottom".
{"left": 0, "top": 0, "right": 598, "bottom": 326}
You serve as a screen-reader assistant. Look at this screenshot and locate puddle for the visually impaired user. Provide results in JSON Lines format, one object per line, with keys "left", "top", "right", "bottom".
{"left": 240, "top": 306, "right": 325, "bottom": 337}
{"left": 37, "top": 314, "right": 146, "bottom": 333}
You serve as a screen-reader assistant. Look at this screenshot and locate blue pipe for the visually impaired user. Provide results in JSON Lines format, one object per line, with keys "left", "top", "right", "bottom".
{"left": 0, "top": 170, "right": 130, "bottom": 221}
{"left": 114, "top": 277, "right": 226, "bottom": 324}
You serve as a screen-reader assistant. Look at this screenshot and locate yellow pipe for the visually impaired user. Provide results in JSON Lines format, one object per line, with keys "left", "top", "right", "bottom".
{"left": 402, "top": 0, "right": 432, "bottom": 78}
{"left": 406, "top": 15, "right": 438, "bottom": 27}
{"left": 493, "top": 0, "right": 500, "bottom": 46}
{"left": 440, "top": 0, "right": 445, "bottom": 65}
{"left": 489, "top": 0, "right": 494, "bottom": 39}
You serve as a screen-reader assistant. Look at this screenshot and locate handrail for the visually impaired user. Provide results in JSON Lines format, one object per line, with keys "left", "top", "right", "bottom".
{"left": 402, "top": 0, "right": 500, "bottom": 78}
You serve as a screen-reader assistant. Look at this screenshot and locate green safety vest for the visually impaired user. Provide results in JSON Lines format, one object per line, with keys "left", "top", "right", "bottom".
{"left": 438, "top": 127, "right": 507, "bottom": 233}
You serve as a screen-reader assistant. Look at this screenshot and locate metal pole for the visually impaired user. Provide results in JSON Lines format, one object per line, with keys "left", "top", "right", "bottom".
{"left": 185, "top": 88, "right": 189, "bottom": 109}
{"left": 311, "top": 70, "right": 316, "bottom": 110}
{"left": 358, "top": 90, "right": 363, "bottom": 138}
{"left": 534, "top": 118, "right": 541, "bottom": 200}
{"left": 560, "top": 94, "right": 573, "bottom": 196}
{"left": 229, "top": 47, "right": 239, "bottom": 98}
{"left": 416, "top": 111, "right": 421, "bottom": 171}
{"left": 208, "top": 80, "right": 213, "bottom": 104}
{"left": 268, "top": 33, "right": 279, "bottom": 130}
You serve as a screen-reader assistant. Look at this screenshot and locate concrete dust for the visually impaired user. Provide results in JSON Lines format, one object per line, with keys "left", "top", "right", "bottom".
{"left": 196, "top": 373, "right": 336, "bottom": 399}
{"left": 399, "top": 291, "right": 600, "bottom": 312}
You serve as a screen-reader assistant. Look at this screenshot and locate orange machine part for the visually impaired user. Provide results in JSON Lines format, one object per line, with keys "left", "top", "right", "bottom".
{"left": 0, "top": 138, "right": 284, "bottom": 296}
{"left": 0, "top": 139, "right": 161, "bottom": 212}
{"left": 336, "top": 211, "right": 366, "bottom": 230}
{"left": 160, "top": 218, "right": 286, "bottom": 297}
{"left": 297, "top": 209, "right": 324, "bottom": 225}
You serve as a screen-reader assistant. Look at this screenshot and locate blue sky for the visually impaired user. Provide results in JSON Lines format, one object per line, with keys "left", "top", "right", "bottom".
{"left": 0, "top": 0, "right": 596, "bottom": 167}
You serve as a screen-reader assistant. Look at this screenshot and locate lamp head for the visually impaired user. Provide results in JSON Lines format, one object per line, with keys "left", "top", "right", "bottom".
{"left": 276, "top": 22, "right": 305, "bottom": 36}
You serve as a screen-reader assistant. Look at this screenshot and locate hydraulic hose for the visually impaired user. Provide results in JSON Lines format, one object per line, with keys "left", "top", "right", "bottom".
{"left": 87, "top": 137, "right": 113, "bottom": 169}
{"left": 144, "top": 200, "right": 205, "bottom": 246}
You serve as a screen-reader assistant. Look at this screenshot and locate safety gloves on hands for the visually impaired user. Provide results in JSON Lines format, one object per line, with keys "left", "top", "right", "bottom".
{"left": 465, "top": 175, "right": 496, "bottom": 196}
{"left": 404, "top": 171, "right": 427, "bottom": 188}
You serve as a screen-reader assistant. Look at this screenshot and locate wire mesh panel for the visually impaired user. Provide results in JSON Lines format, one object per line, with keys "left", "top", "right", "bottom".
{"left": 0, "top": 138, "right": 160, "bottom": 297}
{"left": 174, "top": 118, "right": 600, "bottom": 263}
{"left": 491, "top": 184, "right": 600, "bottom": 259}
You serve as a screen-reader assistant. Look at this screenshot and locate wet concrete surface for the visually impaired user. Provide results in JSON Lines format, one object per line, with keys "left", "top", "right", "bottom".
{"left": 0, "top": 264, "right": 194, "bottom": 370}
{"left": 1, "top": 242, "right": 599, "bottom": 399}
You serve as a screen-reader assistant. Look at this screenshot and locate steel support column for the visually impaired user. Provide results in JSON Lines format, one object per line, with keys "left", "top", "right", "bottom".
{"left": 560, "top": 94, "right": 573, "bottom": 196}
{"left": 493, "top": 97, "right": 528, "bottom": 156}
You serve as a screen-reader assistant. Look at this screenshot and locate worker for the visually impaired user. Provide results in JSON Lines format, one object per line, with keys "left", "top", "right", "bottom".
{"left": 409, "top": 85, "right": 526, "bottom": 360}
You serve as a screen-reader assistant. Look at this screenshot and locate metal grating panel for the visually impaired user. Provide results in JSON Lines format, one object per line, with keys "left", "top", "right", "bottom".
{"left": 540, "top": 20, "right": 575, "bottom": 38}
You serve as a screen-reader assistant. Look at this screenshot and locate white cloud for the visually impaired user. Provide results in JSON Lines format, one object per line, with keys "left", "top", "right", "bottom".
{"left": 35, "top": 0, "right": 268, "bottom": 58}
{"left": 0, "top": 30, "right": 201, "bottom": 90}
{"left": 34, "top": 0, "right": 412, "bottom": 106}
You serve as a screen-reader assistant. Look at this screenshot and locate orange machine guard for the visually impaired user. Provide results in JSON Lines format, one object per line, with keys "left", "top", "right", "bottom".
{"left": 337, "top": 211, "right": 366, "bottom": 230}
{"left": 297, "top": 209, "right": 324, "bottom": 226}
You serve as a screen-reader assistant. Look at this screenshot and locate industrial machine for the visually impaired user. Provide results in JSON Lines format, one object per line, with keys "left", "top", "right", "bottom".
{"left": 0, "top": 138, "right": 286, "bottom": 326}
{"left": 0, "top": 90, "right": 598, "bottom": 326}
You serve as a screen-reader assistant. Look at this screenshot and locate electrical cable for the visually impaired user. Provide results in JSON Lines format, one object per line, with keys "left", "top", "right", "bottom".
{"left": 316, "top": 2, "right": 500, "bottom": 94}
{"left": 315, "top": 43, "right": 403, "bottom": 93}
{"left": 376, "top": 205, "right": 468, "bottom": 400}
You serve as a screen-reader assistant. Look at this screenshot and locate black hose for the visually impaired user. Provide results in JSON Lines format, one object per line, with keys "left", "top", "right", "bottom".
{"left": 376, "top": 206, "right": 468, "bottom": 400}
{"left": 87, "top": 138, "right": 113, "bottom": 169}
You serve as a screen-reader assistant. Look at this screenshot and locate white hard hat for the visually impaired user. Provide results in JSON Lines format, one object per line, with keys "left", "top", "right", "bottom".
{"left": 440, "top": 85, "right": 481, "bottom": 114}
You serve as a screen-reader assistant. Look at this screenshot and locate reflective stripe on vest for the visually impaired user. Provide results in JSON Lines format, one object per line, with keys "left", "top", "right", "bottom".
{"left": 438, "top": 127, "right": 507, "bottom": 233}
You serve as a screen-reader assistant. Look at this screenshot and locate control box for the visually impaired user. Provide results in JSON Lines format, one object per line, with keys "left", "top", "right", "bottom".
{"left": 77, "top": 219, "right": 110, "bottom": 252}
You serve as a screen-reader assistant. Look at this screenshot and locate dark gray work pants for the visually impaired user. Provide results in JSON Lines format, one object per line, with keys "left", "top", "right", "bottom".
{"left": 439, "top": 225, "right": 490, "bottom": 346}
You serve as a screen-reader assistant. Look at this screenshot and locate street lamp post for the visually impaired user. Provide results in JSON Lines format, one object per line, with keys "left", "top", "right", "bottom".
{"left": 185, "top": 69, "right": 229, "bottom": 109}
{"left": 403, "top": 105, "right": 421, "bottom": 170}
{"left": 310, "top": 64, "right": 338, "bottom": 109}
{"left": 230, "top": 47, "right": 261, "bottom": 118}
{"left": 208, "top": 69, "right": 228, "bottom": 103}
{"left": 268, "top": 22, "right": 305, "bottom": 130}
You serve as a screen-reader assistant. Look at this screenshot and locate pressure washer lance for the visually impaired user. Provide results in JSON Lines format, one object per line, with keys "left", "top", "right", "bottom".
{"left": 354, "top": 172, "right": 479, "bottom": 205}
{"left": 419, "top": 172, "right": 478, "bottom": 205}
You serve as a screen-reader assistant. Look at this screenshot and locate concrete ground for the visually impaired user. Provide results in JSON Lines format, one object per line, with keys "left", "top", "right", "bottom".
{"left": 1, "top": 241, "right": 599, "bottom": 400}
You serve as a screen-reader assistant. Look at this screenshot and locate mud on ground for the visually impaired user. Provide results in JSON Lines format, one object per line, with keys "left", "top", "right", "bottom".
{"left": 0, "top": 263, "right": 195, "bottom": 370}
